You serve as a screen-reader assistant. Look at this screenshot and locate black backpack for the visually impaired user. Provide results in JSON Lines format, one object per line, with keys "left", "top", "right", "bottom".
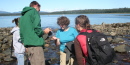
{"left": 79, "top": 29, "right": 115, "bottom": 65}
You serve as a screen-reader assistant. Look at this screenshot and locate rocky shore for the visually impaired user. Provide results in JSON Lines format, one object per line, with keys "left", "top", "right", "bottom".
{"left": 0, "top": 22, "right": 130, "bottom": 65}
{"left": 92, "top": 22, "right": 130, "bottom": 36}
{"left": 92, "top": 22, "right": 130, "bottom": 52}
{"left": 92, "top": 22, "right": 130, "bottom": 65}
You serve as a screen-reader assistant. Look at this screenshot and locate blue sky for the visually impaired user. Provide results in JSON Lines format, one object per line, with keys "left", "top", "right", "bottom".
{"left": 0, "top": 0, "right": 130, "bottom": 12}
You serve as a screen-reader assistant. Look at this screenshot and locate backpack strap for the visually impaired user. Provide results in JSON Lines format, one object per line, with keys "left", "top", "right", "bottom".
{"left": 65, "top": 41, "right": 75, "bottom": 63}
{"left": 65, "top": 41, "right": 74, "bottom": 54}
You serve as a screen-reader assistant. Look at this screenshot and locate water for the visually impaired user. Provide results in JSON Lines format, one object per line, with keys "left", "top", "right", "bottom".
{"left": 0, "top": 14, "right": 130, "bottom": 28}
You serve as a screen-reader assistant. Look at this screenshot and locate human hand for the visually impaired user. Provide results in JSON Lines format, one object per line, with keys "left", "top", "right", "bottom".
{"left": 51, "top": 36, "right": 60, "bottom": 46}
{"left": 55, "top": 38, "right": 60, "bottom": 46}
{"left": 43, "top": 28, "right": 52, "bottom": 34}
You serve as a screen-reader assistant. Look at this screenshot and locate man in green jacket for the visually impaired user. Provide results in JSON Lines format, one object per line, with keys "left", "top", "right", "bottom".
{"left": 19, "top": 1, "right": 51, "bottom": 65}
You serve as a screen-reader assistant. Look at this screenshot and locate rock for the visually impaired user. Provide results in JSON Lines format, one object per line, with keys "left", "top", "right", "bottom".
{"left": 2, "top": 38, "right": 8, "bottom": 43}
{"left": 50, "top": 58, "right": 59, "bottom": 64}
{"left": 50, "top": 46, "right": 56, "bottom": 50}
{"left": 45, "top": 39, "right": 51, "bottom": 44}
{"left": 3, "top": 48, "right": 11, "bottom": 56}
{"left": 0, "top": 48, "right": 2, "bottom": 53}
{"left": 103, "top": 32, "right": 110, "bottom": 35}
{"left": 44, "top": 48, "right": 49, "bottom": 53}
{"left": 7, "top": 36, "right": 13, "bottom": 41}
{"left": 0, "top": 42, "right": 2, "bottom": 47}
{"left": 8, "top": 40, "right": 12, "bottom": 46}
{"left": 114, "top": 44, "right": 130, "bottom": 52}
{"left": 110, "top": 32, "right": 116, "bottom": 36}
{"left": 91, "top": 23, "right": 130, "bottom": 36}
{"left": 0, "top": 36, "right": 4, "bottom": 41}
{"left": 56, "top": 52, "right": 60, "bottom": 55}
{"left": 112, "top": 37, "right": 125, "bottom": 43}
{"left": 0, "top": 53, "right": 6, "bottom": 59}
{"left": 113, "top": 60, "right": 118, "bottom": 63}
{"left": 1, "top": 44, "right": 9, "bottom": 50}
{"left": 122, "top": 58, "right": 130, "bottom": 63}
{"left": 107, "top": 37, "right": 113, "bottom": 42}
{"left": 4, "top": 55, "right": 14, "bottom": 61}
{"left": 44, "top": 44, "right": 49, "bottom": 47}
{"left": 43, "top": 34, "right": 49, "bottom": 40}
{"left": 124, "top": 35, "right": 130, "bottom": 40}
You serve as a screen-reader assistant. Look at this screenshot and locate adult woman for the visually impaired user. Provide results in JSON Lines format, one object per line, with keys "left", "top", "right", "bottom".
{"left": 74, "top": 15, "right": 91, "bottom": 65}
{"left": 52, "top": 16, "right": 78, "bottom": 65}
{"left": 74, "top": 15, "right": 113, "bottom": 65}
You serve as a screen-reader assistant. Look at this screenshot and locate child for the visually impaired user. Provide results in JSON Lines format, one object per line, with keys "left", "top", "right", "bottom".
{"left": 10, "top": 18, "right": 25, "bottom": 65}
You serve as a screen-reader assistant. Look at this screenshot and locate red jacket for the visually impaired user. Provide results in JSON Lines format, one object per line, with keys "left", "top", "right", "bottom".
{"left": 74, "top": 29, "right": 95, "bottom": 65}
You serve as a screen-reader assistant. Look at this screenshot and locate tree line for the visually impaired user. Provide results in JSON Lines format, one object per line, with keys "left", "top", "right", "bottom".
{"left": 47, "top": 8, "right": 130, "bottom": 14}
{"left": 0, "top": 8, "right": 130, "bottom": 16}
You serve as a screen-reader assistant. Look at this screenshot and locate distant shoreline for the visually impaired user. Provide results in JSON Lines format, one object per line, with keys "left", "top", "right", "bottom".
{"left": 0, "top": 13, "right": 130, "bottom": 16}
{"left": 1, "top": 7, "right": 130, "bottom": 16}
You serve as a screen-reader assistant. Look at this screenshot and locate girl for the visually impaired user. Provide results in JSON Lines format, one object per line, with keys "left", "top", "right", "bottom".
{"left": 10, "top": 18, "right": 25, "bottom": 65}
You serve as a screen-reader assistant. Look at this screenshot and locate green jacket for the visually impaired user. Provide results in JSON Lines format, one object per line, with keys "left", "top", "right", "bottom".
{"left": 19, "top": 7, "right": 45, "bottom": 47}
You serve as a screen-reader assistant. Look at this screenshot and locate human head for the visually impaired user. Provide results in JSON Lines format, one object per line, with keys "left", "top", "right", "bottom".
{"left": 57, "top": 16, "right": 70, "bottom": 30}
{"left": 75, "top": 15, "right": 90, "bottom": 31}
{"left": 12, "top": 18, "right": 20, "bottom": 26}
{"left": 30, "top": 1, "right": 40, "bottom": 11}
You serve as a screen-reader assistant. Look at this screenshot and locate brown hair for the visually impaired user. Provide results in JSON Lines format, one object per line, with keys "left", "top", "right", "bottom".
{"left": 75, "top": 15, "right": 90, "bottom": 29}
{"left": 12, "top": 18, "right": 20, "bottom": 26}
{"left": 57, "top": 16, "right": 70, "bottom": 26}
{"left": 30, "top": 1, "right": 40, "bottom": 7}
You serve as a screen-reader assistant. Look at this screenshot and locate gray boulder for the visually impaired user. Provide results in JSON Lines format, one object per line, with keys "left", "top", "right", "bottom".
{"left": 112, "top": 37, "right": 125, "bottom": 43}
{"left": 114, "top": 44, "right": 130, "bottom": 52}
{"left": 4, "top": 55, "right": 14, "bottom": 61}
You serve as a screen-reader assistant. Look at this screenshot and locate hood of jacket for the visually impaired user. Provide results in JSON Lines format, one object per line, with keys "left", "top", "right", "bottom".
{"left": 21, "top": 7, "right": 35, "bottom": 16}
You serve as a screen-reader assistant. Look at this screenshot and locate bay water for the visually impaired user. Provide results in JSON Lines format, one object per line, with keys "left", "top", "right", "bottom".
{"left": 0, "top": 14, "right": 130, "bottom": 28}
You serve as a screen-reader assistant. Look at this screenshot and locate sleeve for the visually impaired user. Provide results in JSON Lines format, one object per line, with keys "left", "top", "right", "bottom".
{"left": 33, "top": 11, "right": 44, "bottom": 37}
{"left": 74, "top": 38, "right": 86, "bottom": 65}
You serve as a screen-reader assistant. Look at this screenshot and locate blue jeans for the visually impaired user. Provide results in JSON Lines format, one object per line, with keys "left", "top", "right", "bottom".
{"left": 14, "top": 53, "right": 24, "bottom": 65}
